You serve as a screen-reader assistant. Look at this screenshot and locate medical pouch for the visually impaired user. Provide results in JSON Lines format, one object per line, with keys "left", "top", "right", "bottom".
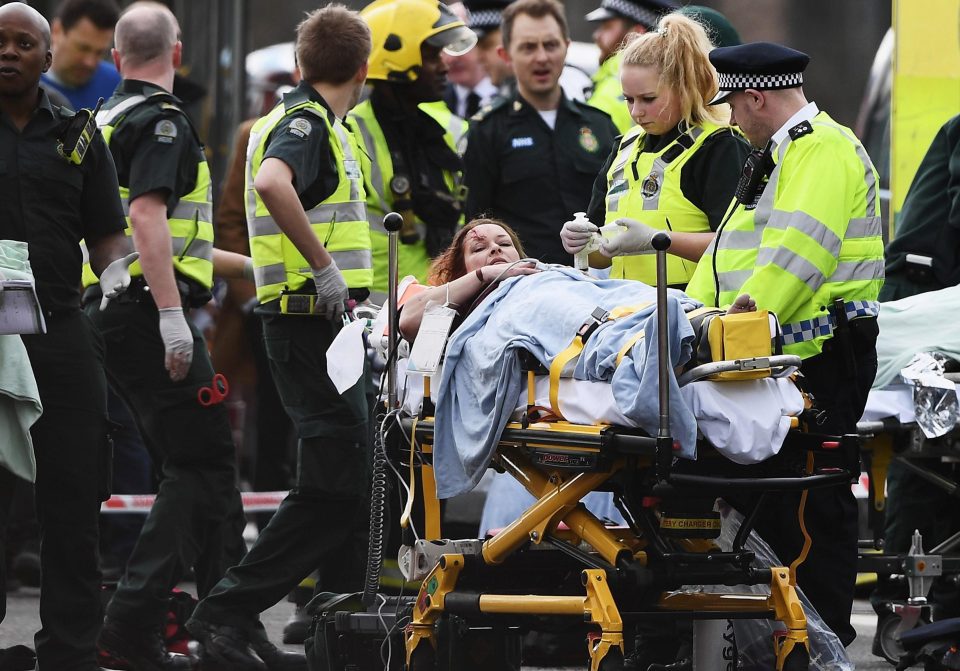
{"left": 688, "top": 308, "right": 775, "bottom": 381}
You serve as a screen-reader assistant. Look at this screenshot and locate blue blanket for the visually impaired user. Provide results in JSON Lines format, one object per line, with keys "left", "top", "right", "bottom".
{"left": 434, "top": 266, "right": 700, "bottom": 498}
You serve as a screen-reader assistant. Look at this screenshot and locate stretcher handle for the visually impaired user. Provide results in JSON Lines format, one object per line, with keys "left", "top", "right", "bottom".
{"left": 659, "top": 470, "right": 855, "bottom": 492}
{"left": 384, "top": 212, "right": 403, "bottom": 411}
{"left": 653, "top": 232, "right": 673, "bottom": 480}
{"left": 676, "top": 354, "right": 801, "bottom": 386}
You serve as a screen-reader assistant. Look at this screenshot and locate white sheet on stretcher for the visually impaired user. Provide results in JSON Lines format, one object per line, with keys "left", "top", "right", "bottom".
{"left": 398, "top": 366, "right": 803, "bottom": 465}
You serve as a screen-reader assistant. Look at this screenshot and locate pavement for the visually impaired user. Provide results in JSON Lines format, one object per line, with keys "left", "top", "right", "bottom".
{"left": 1, "top": 582, "right": 892, "bottom": 670}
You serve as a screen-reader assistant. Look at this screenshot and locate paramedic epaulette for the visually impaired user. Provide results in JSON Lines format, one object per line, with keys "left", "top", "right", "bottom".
{"left": 788, "top": 120, "right": 813, "bottom": 140}
{"left": 471, "top": 97, "right": 507, "bottom": 122}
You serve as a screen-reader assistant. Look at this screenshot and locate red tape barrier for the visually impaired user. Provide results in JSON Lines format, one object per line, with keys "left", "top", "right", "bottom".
{"left": 101, "top": 491, "right": 288, "bottom": 513}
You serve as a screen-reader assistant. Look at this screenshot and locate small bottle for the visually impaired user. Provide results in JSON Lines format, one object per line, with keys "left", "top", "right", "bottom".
{"left": 571, "top": 212, "right": 595, "bottom": 272}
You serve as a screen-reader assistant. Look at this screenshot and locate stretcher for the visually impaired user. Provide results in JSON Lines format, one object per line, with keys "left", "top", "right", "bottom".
{"left": 317, "top": 219, "right": 862, "bottom": 671}
{"left": 856, "top": 378, "right": 960, "bottom": 666}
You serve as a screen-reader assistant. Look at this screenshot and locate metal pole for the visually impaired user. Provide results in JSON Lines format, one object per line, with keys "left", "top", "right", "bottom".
{"left": 383, "top": 212, "right": 403, "bottom": 411}
{"left": 652, "top": 231, "right": 673, "bottom": 480}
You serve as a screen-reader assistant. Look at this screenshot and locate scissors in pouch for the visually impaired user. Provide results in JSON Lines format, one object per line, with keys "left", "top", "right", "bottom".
{"left": 198, "top": 373, "right": 229, "bottom": 407}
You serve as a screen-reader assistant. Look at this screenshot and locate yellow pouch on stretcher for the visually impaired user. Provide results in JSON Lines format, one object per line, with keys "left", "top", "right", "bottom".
{"left": 695, "top": 308, "right": 773, "bottom": 381}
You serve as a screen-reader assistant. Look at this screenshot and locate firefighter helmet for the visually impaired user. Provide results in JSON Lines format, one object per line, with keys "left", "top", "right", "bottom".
{"left": 362, "top": 0, "right": 477, "bottom": 82}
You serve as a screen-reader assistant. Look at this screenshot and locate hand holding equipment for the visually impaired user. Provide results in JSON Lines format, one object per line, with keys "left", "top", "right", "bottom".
{"left": 312, "top": 260, "right": 348, "bottom": 323}
{"left": 599, "top": 217, "right": 659, "bottom": 257}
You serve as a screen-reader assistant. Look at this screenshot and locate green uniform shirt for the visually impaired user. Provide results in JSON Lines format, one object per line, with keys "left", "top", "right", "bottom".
{"left": 463, "top": 92, "right": 618, "bottom": 265}
{"left": 261, "top": 82, "right": 340, "bottom": 210}
{"left": 0, "top": 88, "right": 125, "bottom": 312}
{"left": 882, "top": 113, "right": 960, "bottom": 298}
{"left": 106, "top": 80, "right": 200, "bottom": 215}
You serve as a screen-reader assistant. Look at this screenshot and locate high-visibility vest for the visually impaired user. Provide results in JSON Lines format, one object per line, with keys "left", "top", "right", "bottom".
{"left": 349, "top": 99, "right": 466, "bottom": 293}
{"left": 603, "top": 121, "right": 726, "bottom": 286}
{"left": 246, "top": 90, "right": 372, "bottom": 304}
{"left": 685, "top": 111, "right": 885, "bottom": 359}
{"left": 587, "top": 53, "right": 634, "bottom": 134}
{"left": 81, "top": 91, "right": 214, "bottom": 289}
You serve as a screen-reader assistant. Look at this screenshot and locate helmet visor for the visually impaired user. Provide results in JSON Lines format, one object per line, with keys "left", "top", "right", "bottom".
{"left": 425, "top": 24, "right": 478, "bottom": 56}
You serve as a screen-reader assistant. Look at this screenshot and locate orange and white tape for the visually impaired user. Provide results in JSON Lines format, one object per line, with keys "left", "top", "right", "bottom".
{"left": 101, "top": 491, "right": 288, "bottom": 513}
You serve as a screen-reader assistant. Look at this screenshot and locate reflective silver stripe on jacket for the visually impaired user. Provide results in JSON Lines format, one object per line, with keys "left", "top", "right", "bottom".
{"left": 331, "top": 119, "right": 362, "bottom": 202}
{"left": 171, "top": 237, "right": 213, "bottom": 261}
{"left": 254, "top": 263, "right": 287, "bottom": 287}
{"left": 351, "top": 114, "right": 391, "bottom": 215}
{"left": 720, "top": 229, "right": 762, "bottom": 250}
{"left": 766, "top": 209, "right": 842, "bottom": 257}
{"left": 248, "top": 202, "right": 367, "bottom": 238}
{"left": 718, "top": 269, "right": 754, "bottom": 293}
{"left": 298, "top": 248, "right": 372, "bottom": 273}
{"left": 95, "top": 95, "right": 148, "bottom": 127}
{"left": 605, "top": 132, "right": 640, "bottom": 213}
{"left": 117, "top": 196, "right": 211, "bottom": 223}
{"left": 756, "top": 246, "right": 826, "bottom": 291}
{"left": 845, "top": 216, "right": 882, "bottom": 239}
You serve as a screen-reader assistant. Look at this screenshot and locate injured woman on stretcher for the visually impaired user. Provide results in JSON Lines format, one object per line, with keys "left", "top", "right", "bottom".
{"left": 396, "top": 218, "right": 803, "bottom": 501}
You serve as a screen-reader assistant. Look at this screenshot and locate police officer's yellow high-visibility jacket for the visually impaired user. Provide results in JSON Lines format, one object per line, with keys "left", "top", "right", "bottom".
{"left": 246, "top": 89, "right": 372, "bottom": 304}
{"left": 603, "top": 121, "right": 726, "bottom": 286}
{"left": 349, "top": 99, "right": 466, "bottom": 293}
{"left": 588, "top": 53, "right": 634, "bottom": 134}
{"left": 685, "top": 109, "right": 885, "bottom": 359}
{"left": 81, "top": 90, "right": 214, "bottom": 290}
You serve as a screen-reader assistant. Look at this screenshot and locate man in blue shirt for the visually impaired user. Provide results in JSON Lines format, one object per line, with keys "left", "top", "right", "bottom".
{"left": 41, "top": 0, "right": 120, "bottom": 110}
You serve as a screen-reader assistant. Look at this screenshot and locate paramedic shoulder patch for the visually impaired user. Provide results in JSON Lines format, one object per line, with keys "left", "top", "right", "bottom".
{"left": 288, "top": 117, "right": 313, "bottom": 139}
{"left": 153, "top": 119, "right": 178, "bottom": 144}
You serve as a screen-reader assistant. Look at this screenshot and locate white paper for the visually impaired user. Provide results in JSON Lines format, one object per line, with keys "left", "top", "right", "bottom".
{"left": 0, "top": 279, "right": 46, "bottom": 335}
{"left": 406, "top": 305, "right": 456, "bottom": 375}
{"left": 326, "top": 318, "right": 368, "bottom": 394}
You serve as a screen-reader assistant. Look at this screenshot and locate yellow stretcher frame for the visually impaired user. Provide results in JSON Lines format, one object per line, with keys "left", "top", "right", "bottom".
{"left": 394, "top": 408, "right": 859, "bottom": 671}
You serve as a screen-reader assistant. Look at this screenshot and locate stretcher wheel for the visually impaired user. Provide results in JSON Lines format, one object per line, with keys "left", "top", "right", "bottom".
{"left": 406, "top": 640, "right": 436, "bottom": 671}
{"left": 873, "top": 612, "right": 928, "bottom": 666}
{"left": 780, "top": 644, "right": 809, "bottom": 671}
{"left": 597, "top": 647, "right": 625, "bottom": 671}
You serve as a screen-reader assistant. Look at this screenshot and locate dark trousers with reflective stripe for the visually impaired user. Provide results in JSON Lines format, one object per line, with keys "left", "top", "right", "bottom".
{"left": 20, "top": 312, "right": 111, "bottom": 671}
{"left": 85, "top": 298, "right": 247, "bottom": 628}
{"left": 734, "top": 317, "right": 878, "bottom": 647}
{"left": 190, "top": 310, "right": 369, "bottom": 631}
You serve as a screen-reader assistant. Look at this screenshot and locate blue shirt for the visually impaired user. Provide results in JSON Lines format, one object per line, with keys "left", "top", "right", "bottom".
{"left": 41, "top": 60, "right": 121, "bottom": 111}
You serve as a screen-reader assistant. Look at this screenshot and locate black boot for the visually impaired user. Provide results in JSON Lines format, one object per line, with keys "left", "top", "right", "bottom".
{"left": 250, "top": 623, "right": 307, "bottom": 671}
{"left": 98, "top": 617, "right": 195, "bottom": 671}
{"left": 184, "top": 617, "right": 267, "bottom": 671}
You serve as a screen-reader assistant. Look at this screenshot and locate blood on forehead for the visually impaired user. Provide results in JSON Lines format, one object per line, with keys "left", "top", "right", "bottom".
{"left": 467, "top": 228, "right": 487, "bottom": 241}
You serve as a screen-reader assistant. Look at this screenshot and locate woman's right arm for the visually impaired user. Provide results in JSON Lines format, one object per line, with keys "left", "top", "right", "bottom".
{"left": 398, "top": 263, "right": 538, "bottom": 341}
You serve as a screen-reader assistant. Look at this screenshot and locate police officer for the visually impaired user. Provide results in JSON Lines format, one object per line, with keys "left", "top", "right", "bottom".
{"left": 350, "top": 0, "right": 475, "bottom": 298}
{"left": 186, "top": 7, "right": 373, "bottom": 670}
{"left": 584, "top": 0, "right": 675, "bottom": 133}
{"left": 463, "top": 0, "right": 617, "bottom": 266}
{"left": 0, "top": 5, "right": 134, "bottom": 670}
{"left": 77, "top": 5, "right": 248, "bottom": 669}
{"left": 465, "top": 0, "right": 515, "bottom": 102}
{"left": 685, "top": 42, "right": 885, "bottom": 646}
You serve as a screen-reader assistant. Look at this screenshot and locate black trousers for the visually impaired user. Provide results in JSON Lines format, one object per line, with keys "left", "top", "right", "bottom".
{"left": 734, "top": 317, "right": 879, "bottom": 647}
{"left": 19, "top": 312, "right": 111, "bottom": 671}
{"left": 190, "top": 311, "right": 369, "bottom": 631}
{"left": 85, "top": 297, "right": 246, "bottom": 629}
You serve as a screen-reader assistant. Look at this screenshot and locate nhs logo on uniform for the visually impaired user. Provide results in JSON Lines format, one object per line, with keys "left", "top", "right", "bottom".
{"left": 511, "top": 137, "right": 534, "bottom": 148}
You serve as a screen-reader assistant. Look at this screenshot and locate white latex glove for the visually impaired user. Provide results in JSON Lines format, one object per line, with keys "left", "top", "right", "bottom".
{"left": 599, "top": 217, "right": 658, "bottom": 257}
{"left": 158, "top": 307, "right": 194, "bottom": 381}
{"left": 312, "top": 259, "right": 348, "bottom": 323}
{"left": 99, "top": 252, "right": 140, "bottom": 311}
{"left": 560, "top": 218, "right": 599, "bottom": 255}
